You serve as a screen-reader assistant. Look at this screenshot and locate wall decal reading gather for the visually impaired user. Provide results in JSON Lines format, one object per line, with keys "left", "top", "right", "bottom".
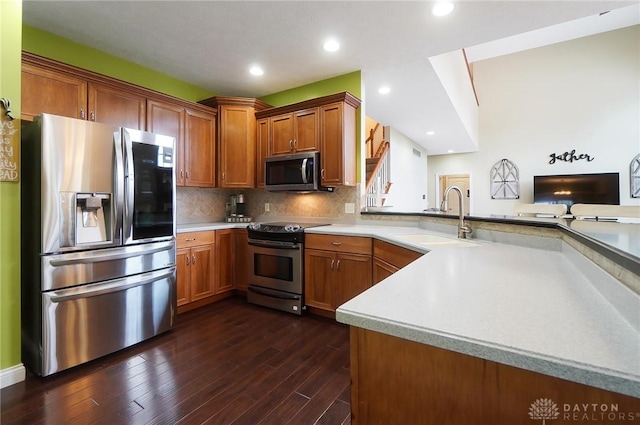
{"left": 549, "top": 149, "right": 594, "bottom": 165}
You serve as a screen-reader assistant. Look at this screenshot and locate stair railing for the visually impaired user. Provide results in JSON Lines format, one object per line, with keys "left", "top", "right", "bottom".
{"left": 365, "top": 141, "right": 391, "bottom": 207}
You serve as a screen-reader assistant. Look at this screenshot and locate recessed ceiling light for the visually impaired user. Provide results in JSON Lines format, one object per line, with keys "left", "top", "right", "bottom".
{"left": 323, "top": 38, "right": 340, "bottom": 52}
{"left": 378, "top": 86, "right": 390, "bottom": 95}
{"left": 249, "top": 65, "right": 264, "bottom": 76}
{"left": 447, "top": 149, "right": 455, "bottom": 153}
{"left": 432, "top": 2, "right": 455, "bottom": 17}
{"left": 427, "top": 131, "right": 435, "bottom": 136}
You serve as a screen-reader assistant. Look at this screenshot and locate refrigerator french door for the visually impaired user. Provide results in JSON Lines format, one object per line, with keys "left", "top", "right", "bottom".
{"left": 21, "top": 114, "right": 177, "bottom": 376}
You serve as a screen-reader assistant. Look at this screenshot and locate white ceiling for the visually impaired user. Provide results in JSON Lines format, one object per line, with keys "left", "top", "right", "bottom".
{"left": 22, "top": 1, "right": 640, "bottom": 155}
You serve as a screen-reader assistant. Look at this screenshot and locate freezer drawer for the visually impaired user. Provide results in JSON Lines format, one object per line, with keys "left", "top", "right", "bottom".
{"left": 40, "top": 267, "right": 176, "bottom": 376}
{"left": 42, "top": 240, "right": 175, "bottom": 291}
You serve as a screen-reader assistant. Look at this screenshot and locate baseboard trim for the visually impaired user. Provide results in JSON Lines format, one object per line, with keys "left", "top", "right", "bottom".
{"left": 1, "top": 364, "right": 26, "bottom": 389}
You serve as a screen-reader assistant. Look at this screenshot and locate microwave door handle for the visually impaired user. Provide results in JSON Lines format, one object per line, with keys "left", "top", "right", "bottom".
{"left": 301, "top": 158, "right": 309, "bottom": 184}
{"left": 122, "top": 130, "right": 135, "bottom": 243}
{"left": 113, "top": 131, "right": 124, "bottom": 245}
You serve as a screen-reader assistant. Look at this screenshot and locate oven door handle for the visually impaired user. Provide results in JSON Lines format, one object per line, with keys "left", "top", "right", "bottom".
{"left": 248, "top": 239, "right": 300, "bottom": 250}
{"left": 248, "top": 285, "right": 301, "bottom": 300}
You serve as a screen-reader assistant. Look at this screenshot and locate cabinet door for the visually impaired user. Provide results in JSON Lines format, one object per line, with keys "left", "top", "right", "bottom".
{"left": 293, "top": 108, "right": 319, "bottom": 153}
{"left": 219, "top": 105, "right": 255, "bottom": 188}
{"left": 21, "top": 63, "right": 87, "bottom": 121}
{"left": 215, "top": 230, "right": 235, "bottom": 294}
{"left": 184, "top": 108, "right": 216, "bottom": 187}
{"left": 233, "top": 229, "right": 249, "bottom": 292}
{"left": 304, "top": 249, "right": 335, "bottom": 311}
{"left": 256, "top": 118, "right": 269, "bottom": 188}
{"left": 190, "top": 244, "right": 216, "bottom": 301}
{"left": 334, "top": 253, "right": 372, "bottom": 308}
{"left": 88, "top": 82, "right": 146, "bottom": 129}
{"left": 373, "top": 257, "right": 398, "bottom": 285}
{"left": 319, "top": 102, "right": 344, "bottom": 185}
{"left": 176, "top": 247, "right": 191, "bottom": 306}
{"left": 270, "top": 113, "right": 294, "bottom": 156}
{"left": 147, "top": 99, "right": 185, "bottom": 185}
{"left": 320, "top": 102, "right": 356, "bottom": 186}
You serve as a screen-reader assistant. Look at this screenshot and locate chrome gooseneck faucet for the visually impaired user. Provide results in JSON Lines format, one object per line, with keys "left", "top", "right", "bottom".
{"left": 442, "top": 185, "right": 472, "bottom": 239}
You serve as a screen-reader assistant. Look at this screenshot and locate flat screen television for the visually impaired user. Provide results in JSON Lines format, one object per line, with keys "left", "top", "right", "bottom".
{"left": 533, "top": 172, "right": 620, "bottom": 214}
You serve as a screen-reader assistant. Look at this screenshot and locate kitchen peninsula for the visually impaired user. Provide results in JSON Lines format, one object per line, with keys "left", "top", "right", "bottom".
{"left": 319, "top": 215, "right": 640, "bottom": 425}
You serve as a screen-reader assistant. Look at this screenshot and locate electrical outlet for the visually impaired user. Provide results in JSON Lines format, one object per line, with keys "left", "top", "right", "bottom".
{"left": 264, "top": 203, "right": 270, "bottom": 212}
{"left": 345, "top": 203, "right": 355, "bottom": 214}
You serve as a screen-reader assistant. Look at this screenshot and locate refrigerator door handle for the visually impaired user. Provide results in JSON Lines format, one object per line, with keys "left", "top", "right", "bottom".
{"left": 122, "top": 129, "right": 135, "bottom": 242}
{"left": 113, "top": 130, "right": 124, "bottom": 245}
{"left": 48, "top": 243, "right": 174, "bottom": 267}
{"left": 47, "top": 268, "right": 175, "bottom": 302}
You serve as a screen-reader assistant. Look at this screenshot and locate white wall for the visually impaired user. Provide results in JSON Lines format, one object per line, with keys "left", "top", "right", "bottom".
{"left": 428, "top": 25, "right": 640, "bottom": 216}
{"left": 385, "top": 127, "right": 429, "bottom": 211}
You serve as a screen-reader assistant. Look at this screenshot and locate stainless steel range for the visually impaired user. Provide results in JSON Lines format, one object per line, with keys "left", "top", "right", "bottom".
{"left": 247, "top": 222, "right": 328, "bottom": 315}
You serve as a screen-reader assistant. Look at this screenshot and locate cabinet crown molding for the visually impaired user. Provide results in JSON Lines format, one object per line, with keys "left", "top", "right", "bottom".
{"left": 199, "top": 96, "right": 272, "bottom": 111}
{"left": 255, "top": 92, "right": 361, "bottom": 119}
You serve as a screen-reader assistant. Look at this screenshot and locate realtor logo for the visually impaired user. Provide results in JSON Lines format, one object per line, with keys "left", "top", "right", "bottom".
{"left": 530, "top": 398, "right": 560, "bottom": 424}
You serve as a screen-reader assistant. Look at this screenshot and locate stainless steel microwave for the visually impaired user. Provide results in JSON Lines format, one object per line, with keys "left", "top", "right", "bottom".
{"left": 264, "top": 152, "right": 333, "bottom": 192}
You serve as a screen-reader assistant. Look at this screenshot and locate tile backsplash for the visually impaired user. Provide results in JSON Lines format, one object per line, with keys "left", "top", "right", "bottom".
{"left": 177, "top": 185, "right": 361, "bottom": 224}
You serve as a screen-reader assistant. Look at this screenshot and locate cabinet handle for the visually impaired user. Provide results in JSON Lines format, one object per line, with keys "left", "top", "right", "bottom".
{"left": 321, "top": 169, "right": 325, "bottom": 178}
{"left": 191, "top": 254, "right": 196, "bottom": 264}
{"left": 293, "top": 139, "right": 297, "bottom": 148}
{"left": 180, "top": 170, "right": 184, "bottom": 180}
{"left": 80, "top": 108, "right": 85, "bottom": 120}
{"left": 330, "top": 259, "right": 335, "bottom": 269}
{"left": 90, "top": 111, "right": 95, "bottom": 121}
{"left": 336, "top": 260, "right": 341, "bottom": 270}
{"left": 331, "top": 242, "right": 342, "bottom": 246}
{"left": 184, "top": 238, "right": 196, "bottom": 242}
{"left": 222, "top": 172, "right": 225, "bottom": 182}
{"left": 186, "top": 255, "right": 190, "bottom": 266}
{"left": 186, "top": 170, "right": 190, "bottom": 179}
{"left": 289, "top": 140, "right": 293, "bottom": 150}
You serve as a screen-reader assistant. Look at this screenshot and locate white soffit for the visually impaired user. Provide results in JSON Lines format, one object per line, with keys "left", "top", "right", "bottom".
{"left": 465, "top": 3, "right": 640, "bottom": 63}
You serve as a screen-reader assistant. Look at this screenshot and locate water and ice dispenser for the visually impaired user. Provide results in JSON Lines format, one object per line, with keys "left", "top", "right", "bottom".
{"left": 75, "top": 193, "right": 111, "bottom": 245}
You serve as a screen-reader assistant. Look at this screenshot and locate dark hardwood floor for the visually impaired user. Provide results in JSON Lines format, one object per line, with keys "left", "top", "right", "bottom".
{"left": 1, "top": 297, "right": 351, "bottom": 425}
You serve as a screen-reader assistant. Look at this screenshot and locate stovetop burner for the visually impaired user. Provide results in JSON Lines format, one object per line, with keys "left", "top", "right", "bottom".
{"left": 247, "top": 222, "right": 330, "bottom": 243}
{"left": 248, "top": 222, "right": 330, "bottom": 233}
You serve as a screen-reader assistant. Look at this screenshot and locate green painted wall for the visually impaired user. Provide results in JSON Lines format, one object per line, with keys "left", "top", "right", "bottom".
{"left": 260, "top": 71, "right": 364, "bottom": 181}
{"left": 259, "top": 71, "right": 362, "bottom": 106}
{"left": 1, "top": 0, "right": 23, "bottom": 370}
{"left": 22, "top": 25, "right": 214, "bottom": 103}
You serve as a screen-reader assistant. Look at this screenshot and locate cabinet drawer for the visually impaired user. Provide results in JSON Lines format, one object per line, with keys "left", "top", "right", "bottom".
{"left": 305, "top": 234, "right": 371, "bottom": 255}
{"left": 373, "top": 239, "right": 423, "bottom": 269}
{"left": 177, "top": 231, "right": 216, "bottom": 248}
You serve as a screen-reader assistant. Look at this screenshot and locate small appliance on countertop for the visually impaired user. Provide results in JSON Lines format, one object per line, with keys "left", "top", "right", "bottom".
{"left": 246, "top": 221, "right": 330, "bottom": 314}
{"left": 226, "top": 193, "right": 252, "bottom": 223}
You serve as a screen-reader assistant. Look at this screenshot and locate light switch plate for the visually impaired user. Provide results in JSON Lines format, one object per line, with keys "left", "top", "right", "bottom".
{"left": 345, "top": 203, "right": 355, "bottom": 214}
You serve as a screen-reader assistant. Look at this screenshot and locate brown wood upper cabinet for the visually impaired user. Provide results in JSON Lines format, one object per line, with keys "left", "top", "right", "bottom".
{"left": 146, "top": 101, "right": 216, "bottom": 188}
{"left": 22, "top": 52, "right": 218, "bottom": 188}
{"left": 269, "top": 108, "right": 319, "bottom": 156}
{"left": 199, "top": 96, "right": 271, "bottom": 188}
{"left": 256, "top": 118, "right": 269, "bottom": 188}
{"left": 256, "top": 92, "right": 360, "bottom": 187}
{"left": 22, "top": 54, "right": 144, "bottom": 129}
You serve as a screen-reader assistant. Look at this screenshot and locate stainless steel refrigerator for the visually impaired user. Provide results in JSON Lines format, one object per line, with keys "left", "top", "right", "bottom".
{"left": 21, "top": 114, "right": 177, "bottom": 376}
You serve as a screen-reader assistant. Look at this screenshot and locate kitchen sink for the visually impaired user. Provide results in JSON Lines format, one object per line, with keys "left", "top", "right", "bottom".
{"left": 390, "top": 233, "right": 480, "bottom": 247}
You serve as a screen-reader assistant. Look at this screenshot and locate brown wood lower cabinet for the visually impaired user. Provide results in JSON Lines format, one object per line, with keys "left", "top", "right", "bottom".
{"left": 372, "top": 239, "right": 423, "bottom": 284}
{"left": 350, "top": 327, "right": 640, "bottom": 425}
{"left": 176, "top": 231, "right": 216, "bottom": 313}
{"left": 304, "top": 234, "right": 372, "bottom": 316}
{"left": 215, "top": 229, "right": 235, "bottom": 294}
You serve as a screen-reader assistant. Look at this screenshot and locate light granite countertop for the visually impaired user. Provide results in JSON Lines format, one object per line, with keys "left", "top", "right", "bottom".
{"left": 301, "top": 224, "right": 640, "bottom": 399}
